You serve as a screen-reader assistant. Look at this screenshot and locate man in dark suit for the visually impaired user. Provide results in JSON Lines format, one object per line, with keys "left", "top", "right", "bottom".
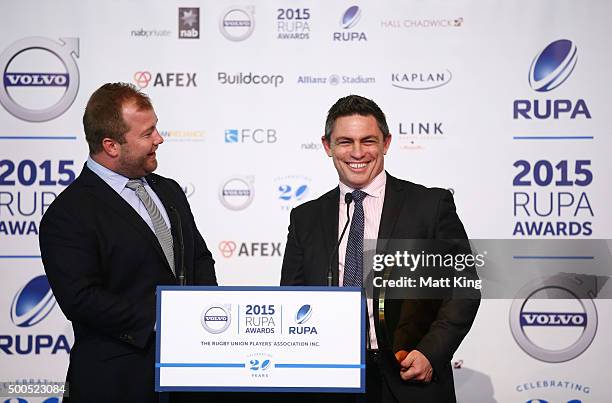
{"left": 39, "top": 83, "right": 217, "bottom": 402}
{"left": 280, "top": 95, "right": 479, "bottom": 402}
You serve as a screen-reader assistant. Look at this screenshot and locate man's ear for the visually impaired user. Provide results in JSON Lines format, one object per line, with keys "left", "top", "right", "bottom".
{"left": 101, "top": 137, "right": 120, "bottom": 158}
{"left": 322, "top": 135, "right": 332, "bottom": 157}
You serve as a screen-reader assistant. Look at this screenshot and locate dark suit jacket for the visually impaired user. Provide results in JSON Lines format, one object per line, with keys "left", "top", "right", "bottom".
{"left": 39, "top": 165, "right": 217, "bottom": 403}
{"left": 280, "top": 173, "right": 480, "bottom": 402}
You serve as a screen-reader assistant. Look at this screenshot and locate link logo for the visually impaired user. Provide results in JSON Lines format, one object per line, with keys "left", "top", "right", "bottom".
{"left": 0, "top": 37, "right": 79, "bottom": 122}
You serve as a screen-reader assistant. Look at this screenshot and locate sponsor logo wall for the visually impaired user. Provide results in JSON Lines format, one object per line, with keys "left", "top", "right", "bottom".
{"left": 1, "top": 1, "right": 611, "bottom": 402}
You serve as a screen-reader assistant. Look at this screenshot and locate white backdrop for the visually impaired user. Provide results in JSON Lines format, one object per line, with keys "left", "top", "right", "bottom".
{"left": 1, "top": 1, "right": 611, "bottom": 402}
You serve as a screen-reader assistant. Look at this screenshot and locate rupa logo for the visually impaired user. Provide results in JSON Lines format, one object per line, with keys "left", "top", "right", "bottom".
{"left": 514, "top": 39, "right": 591, "bottom": 120}
{"left": 1, "top": 275, "right": 71, "bottom": 355}
{"left": 333, "top": 6, "right": 367, "bottom": 42}
{"left": 289, "top": 304, "right": 317, "bottom": 335}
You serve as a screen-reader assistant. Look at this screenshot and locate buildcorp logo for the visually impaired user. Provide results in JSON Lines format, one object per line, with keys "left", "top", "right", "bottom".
{"left": 509, "top": 275, "right": 597, "bottom": 363}
{"left": 218, "top": 72, "right": 284, "bottom": 87}
{"left": 514, "top": 39, "right": 590, "bottom": 120}
{"left": 1, "top": 275, "right": 70, "bottom": 355}
{"left": 0, "top": 37, "right": 79, "bottom": 122}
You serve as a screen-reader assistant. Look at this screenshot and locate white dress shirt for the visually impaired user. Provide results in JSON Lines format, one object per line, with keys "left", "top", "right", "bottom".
{"left": 337, "top": 170, "right": 386, "bottom": 349}
{"left": 86, "top": 157, "right": 171, "bottom": 231}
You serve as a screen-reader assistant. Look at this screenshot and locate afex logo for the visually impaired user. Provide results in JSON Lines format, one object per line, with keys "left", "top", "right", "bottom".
{"left": 133, "top": 71, "right": 197, "bottom": 88}
{"left": 514, "top": 39, "right": 591, "bottom": 120}
{"left": 1, "top": 275, "right": 71, "bottom": 355}
{"left": 225, "top": 128, "right": 278, "bottom": 144}
{"left": 218, "top": 241, "right": 282, "bottom": 258}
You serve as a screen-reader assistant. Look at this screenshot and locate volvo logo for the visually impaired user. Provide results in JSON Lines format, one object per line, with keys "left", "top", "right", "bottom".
{"left": 0, "top": 37, "right": 80, "bottom": 122}
{"left": 509, "top": 275, "right": 597, "bottom": 363}
{"left": 201, "top": 305, "right": 231, "bottom": 334}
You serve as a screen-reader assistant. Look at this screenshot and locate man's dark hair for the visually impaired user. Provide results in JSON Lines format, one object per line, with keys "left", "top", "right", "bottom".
{"left": 324, "top": 95, "right": 390, "bottom": 142}
{"left": 83, "top": 82, "right": 153, "bottom": 154}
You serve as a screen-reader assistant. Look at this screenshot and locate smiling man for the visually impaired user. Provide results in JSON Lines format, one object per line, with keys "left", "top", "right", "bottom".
{"left": 39, "top": 83, "right": 217, "bottom": 402}
{"left": 281, "top": 95, "right": 479, "bottom": 402}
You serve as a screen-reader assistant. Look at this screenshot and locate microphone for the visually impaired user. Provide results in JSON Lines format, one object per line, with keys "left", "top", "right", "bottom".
{"left": 327, "top": 192, "right": 353, "bottom": 287}
{"left": 169, "top": 207, "right": 186, "bottom": 286}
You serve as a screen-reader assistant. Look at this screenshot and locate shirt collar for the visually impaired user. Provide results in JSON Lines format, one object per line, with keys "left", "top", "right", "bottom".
{"left": 339, "top": 170, "right": 386, "bottom": 200}
{"left": 86, "top": 156, "right": 141, "bottom": 194}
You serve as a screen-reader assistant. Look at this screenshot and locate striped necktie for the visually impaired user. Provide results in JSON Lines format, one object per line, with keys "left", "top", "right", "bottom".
{"left": 344, "top": 189, "right": 367, "bottom": 287}
{"left": 125, "top": 179, "right": 175, "bottom": 274}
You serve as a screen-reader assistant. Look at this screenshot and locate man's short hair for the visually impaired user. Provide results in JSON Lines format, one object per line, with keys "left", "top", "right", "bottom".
{"left": 83, "top": 82, "right": 153, "bottom": 154}
{"left": 324, "top": 95, "right": 390, "bottom": 142}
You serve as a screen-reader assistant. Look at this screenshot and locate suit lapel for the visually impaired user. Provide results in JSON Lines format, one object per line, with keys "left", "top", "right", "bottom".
{"left": 378, "top": 173, "right": 407, "bottom": 253}
{"left": 320, "top": 187, "right": 340, "bottom": 285}
{"left": 78, "top": 166, "right": 172, "bottom": 273}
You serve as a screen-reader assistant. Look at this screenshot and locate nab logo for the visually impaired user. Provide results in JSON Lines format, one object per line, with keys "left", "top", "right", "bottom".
{"left": 333, "top": 6, "right": 367, "bottom": 42}
{"left": 179, "top": 7, "right": 200, "bottom": 39}
{"left": 289, "top": 304, "right": 317, "bottom": 334}
{"left": 514, "top": 39, "right": 591, "bottom": 120}
{"left": 1, "top": 275, "right": 70, "bottom": 355}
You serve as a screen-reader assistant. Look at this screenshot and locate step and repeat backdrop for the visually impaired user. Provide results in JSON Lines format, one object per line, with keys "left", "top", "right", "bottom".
{"left": 1, "top": 0, "right": 611, "bottom": 402}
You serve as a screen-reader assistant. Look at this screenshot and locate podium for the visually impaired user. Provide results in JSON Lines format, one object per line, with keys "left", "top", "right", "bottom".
{"left": 155, "top": 286, "right": 365, "bottom": 393}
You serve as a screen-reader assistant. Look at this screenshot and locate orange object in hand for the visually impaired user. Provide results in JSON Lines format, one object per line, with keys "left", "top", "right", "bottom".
{"left": 395, "top": 350, "right": 409, "bottom": 363}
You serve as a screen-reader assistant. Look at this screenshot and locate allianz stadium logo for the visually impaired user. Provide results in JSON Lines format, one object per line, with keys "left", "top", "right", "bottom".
{"left": 0, "top": 37, "right": 80, "bottom": 122}
{"left": 528, "top": 39, "right": 577, "bottom": 92}
{"left": 10, "top": 275, "right": 57, "bottom": 328}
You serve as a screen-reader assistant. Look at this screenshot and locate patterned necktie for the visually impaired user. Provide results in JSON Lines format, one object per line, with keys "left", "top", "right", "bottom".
{"left": 125, "top": 179, "right": 175, "bottom": 274}
{"left": 344, "top": 189, "right": 367, "bottom": 287}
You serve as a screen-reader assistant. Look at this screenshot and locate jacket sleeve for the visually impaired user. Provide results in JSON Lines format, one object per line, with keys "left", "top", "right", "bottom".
{"left": 280, "top": 208, "right": 305, "bottom": 285}
{"left": 400, "top": 191, "right": 480, "bottom": 373}
{"left": 39, "top": 204, "right": 155, "bottom": 349}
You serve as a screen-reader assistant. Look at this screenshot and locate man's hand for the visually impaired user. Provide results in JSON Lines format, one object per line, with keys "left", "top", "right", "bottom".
{"left": 395, "top": 349, "right": 433, "bottom": 382}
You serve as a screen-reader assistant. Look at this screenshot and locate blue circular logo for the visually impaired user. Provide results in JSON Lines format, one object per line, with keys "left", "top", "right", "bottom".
{"left": 529, "top": 39, "right": 577, "bottom": 92}
{"left": 341, "top": 6, "right": 361, "bottom": 29}
{"left": 10, "top": 275, "right": 57, "bottom": 328}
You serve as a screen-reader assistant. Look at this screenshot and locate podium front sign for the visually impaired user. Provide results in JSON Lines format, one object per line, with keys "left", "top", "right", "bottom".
{"left": 155, "top": 286, "right": 365, "bottom": 392}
